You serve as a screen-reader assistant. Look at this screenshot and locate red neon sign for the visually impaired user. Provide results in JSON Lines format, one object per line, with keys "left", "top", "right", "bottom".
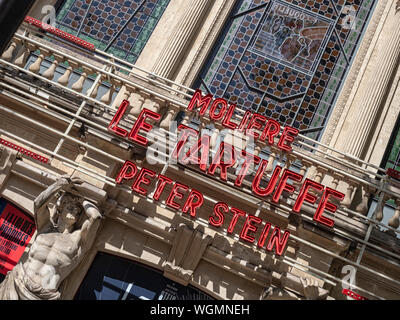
{"left": 0, "top": 138, "right": 48, "bottom": 164}
{"left": 107, "top": 90, "right": 349, "bottom": 257}
{"left": 109, "top": 96, "right": 345, "bottom": 229}
{"left": 342, "top": 289, "right": 368, "bottom": 300}
{"left": 186, "top": 89, "right": 298, "bottom": 151}
{"left": 114, "top": 162, "right": 291, "bottom": 256}
{"left": 24, "top": 16, "right": 96, "bottom": 51}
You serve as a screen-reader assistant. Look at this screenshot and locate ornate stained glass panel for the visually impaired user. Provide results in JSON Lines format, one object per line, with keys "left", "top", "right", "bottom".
{"left": 196, "top": 0, "right": 377, "bottom": 140}
{"left": 56, "top": 0, "right": 171, "bottom": 63}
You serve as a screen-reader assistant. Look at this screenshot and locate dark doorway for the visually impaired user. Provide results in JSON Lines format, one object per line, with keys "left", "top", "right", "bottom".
{"left": 74, "top": 252, "right": 214, "bottom": 300}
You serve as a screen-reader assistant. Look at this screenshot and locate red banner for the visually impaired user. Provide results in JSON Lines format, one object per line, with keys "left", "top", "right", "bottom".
{"left": 0, "top": 198, "right": 36, "bottom": 275}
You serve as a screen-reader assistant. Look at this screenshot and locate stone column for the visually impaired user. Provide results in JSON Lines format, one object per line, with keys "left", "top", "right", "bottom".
{"left": 151, "top": 0, "right": 213, "bottom": 79}
{"left": 343, "top": 2, "right": 400, "bottom": 159}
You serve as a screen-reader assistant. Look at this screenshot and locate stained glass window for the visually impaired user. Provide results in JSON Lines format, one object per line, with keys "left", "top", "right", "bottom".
{"left": 195, "top": 0, "right": 377, "bottom": 141}
{"left": 56, "top": 0, "right": 171, "bottom": 63}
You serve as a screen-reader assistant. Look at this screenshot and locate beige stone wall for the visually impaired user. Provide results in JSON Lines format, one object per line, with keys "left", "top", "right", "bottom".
{"left": 0, "top": 0, "right": 399, "bottom": 301}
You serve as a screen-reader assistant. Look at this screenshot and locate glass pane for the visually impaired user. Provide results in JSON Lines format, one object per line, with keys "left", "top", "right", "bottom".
{"left": 74, "top": 252, "right": 214, "bottom": 300}
{"left": 195, "top": 0, "right": 377, "bottom": 141}
{"left": 56, "top": 0, "right": 171, "bottom": 64}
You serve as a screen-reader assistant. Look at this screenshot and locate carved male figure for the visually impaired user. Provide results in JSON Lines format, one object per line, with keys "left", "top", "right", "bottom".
{"left": 0, "top": 176, "right": 103, "bottom": 299}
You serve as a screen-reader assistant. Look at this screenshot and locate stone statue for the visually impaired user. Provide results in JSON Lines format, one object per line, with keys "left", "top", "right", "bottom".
{"left": 0, "top": 176, "right": 103, "bottom": 300}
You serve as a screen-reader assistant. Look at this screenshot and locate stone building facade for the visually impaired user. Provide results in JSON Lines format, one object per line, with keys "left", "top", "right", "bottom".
{"left": 0, "top": 0, "right": 399, "bottom": 300}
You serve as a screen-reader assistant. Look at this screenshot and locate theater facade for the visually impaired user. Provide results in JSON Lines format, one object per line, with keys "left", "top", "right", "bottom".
{"left": 0, "top": 0, "right": 399, "bottom": 300}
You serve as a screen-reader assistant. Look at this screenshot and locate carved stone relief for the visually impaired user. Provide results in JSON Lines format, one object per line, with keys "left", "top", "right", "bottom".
{"left": 0, "top": 177, "right": 104, "bottom": 300}
{"left": 163, "top": 223, "right": 213, "bottom": 285}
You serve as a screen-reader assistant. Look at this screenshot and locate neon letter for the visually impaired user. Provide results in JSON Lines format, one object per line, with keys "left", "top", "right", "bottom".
{"left": 153, "top": 174, "right": 173, "bottom": 201}
{"left": 108, "top": 99, "right": 129, "bottom": 137}
{"left": 227, "top": 207, "right": 246, "bottom": 234}
{"left": 235, "top": 150, "right": 260, "bottom": 187}
{"left": 314, "top": 187, "right": 344, "bottom": 227}
{"left": 293, "top": 179, "right": 324, "bottom": 212}
{"left": 209, "top": 202, "right": 229, "bottom": 227}
{"left": 182, "top": 189, "right": 204, "bottom": 217}
{"left": 252, "top": 161, "right": 281, "bottom": 197}
{"left": 166, "top": 182, "right": 189, "bottom": 210}
{"left": 261, "top": 119, "right": 281, "bottom": 145}
{"left": 208, "top": 142, "right": 237, "bottom": 181}
{"left": 272, "top": 169, "right": 303, "bottom": 203}
{"left": 187, "top": 89, "right": 213, "bottom": 116}
{"left": 240, "top": 214, "right": 262, "bottom": 243}
{"left": 266, "top": 227, "right": 290, "bottom": 256}
{"left": 277, "top": 126, "right": 298, "bottom": 152}
{"left": 132, "top": 168, "right": 156, "bottom": 196}
{"left": 115, "top": 160, "right": 137, "bottom": 184}
{"left": 128, "top": 108, "right": 161, "bottom": 146}
{"left": 172, "top": 125, "right": 198, "bottom": 161}
{"left": 209, "top": 98, "right": 228, "bottom": 121}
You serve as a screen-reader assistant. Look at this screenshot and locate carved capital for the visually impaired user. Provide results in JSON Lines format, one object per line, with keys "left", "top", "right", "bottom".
{"left": 163, "top": 223, "right": 213, "bottom": 285}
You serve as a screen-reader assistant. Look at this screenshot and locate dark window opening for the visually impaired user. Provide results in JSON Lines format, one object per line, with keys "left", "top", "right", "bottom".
{"left": 74, "top": 252, "right": 214, "bottom": 300}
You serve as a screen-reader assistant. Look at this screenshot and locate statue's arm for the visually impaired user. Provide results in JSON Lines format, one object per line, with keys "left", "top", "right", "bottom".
{"left": 33, "top": 177, "right": 70, "bottom": 213}
{"left": 79, "top": 200, "right": 103, "bottom": 253}
{"left": 34, "top": 177, "right": 83, "bottom": 213}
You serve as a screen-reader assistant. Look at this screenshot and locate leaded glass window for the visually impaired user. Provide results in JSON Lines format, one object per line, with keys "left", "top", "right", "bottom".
{"left": 195, "top": 0, "right": 377, "bottom": 141}
{"left": 56, "top": 0, "right": 171, "bottom": 63}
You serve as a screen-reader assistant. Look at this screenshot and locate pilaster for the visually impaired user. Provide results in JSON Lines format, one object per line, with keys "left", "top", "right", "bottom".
{"left": 320, "top": 0, "right": 390, "bottom": 149}
{"left": 343, "top": 1, "right": 400, "bottom": 159}
{"left": 151, "top": 0, "right": 214, "bottom": 80}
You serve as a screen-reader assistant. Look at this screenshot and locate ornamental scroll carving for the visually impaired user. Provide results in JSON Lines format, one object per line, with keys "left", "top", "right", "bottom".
{"left": 0, "top": 176, "right": 103, "bottom": 300}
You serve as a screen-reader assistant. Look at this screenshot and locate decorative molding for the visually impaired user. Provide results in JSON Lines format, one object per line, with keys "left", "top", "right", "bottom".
{"left": 262, "top": 276, "right": 328, "bottom": 300}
